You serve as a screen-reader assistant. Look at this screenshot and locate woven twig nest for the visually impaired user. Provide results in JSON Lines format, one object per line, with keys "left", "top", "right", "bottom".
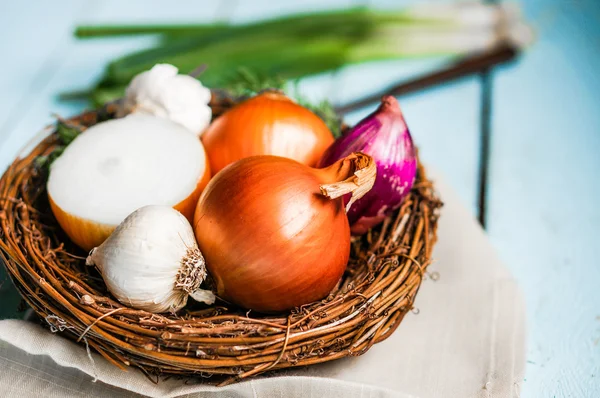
{"left": 0, "top": 96, "right": 442, "bottom": 385}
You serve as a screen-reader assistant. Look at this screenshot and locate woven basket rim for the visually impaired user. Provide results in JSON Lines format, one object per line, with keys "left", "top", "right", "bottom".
{"left": 0, "top": 96, "right": 442, "bottom": 386}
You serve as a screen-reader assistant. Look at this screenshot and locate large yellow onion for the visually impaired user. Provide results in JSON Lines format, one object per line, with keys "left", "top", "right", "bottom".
{"left": 193, "top": 152, "right": 375, "bottom": 312}
{"left": 48, "top": 114, "right": 211, "bottom": 251}
{"left": 201, "top": 91, "right": 334, "bottom": 175}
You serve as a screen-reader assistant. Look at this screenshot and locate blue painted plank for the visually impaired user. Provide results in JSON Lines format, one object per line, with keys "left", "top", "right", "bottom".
{"left": 0, "top": 1, "right": 89, "bottom": 140}
{"left": 488, "top": 0, "right": 600, "bottom": 397}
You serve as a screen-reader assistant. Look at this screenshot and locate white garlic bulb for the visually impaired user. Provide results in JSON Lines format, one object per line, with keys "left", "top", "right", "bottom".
{"left": 86, "top": 205, "right": 214, "bottom": 313}
{"left": 119, "top": 64, "right": 212, "bottom": 136}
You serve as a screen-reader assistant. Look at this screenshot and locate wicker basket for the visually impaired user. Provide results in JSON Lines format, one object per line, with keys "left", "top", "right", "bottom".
{"left": 0, "top": 95, "right": 442, "bottom": 386}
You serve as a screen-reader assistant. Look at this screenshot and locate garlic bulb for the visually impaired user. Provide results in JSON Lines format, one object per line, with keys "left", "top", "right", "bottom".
{"left": 86, "top": 205, "right": 214, "bottom": 313}
{"left": 119, "top": 64, "right": 212, "bottom": 136}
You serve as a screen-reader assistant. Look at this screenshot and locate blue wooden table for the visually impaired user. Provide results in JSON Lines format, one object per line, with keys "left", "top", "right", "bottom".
{"left": 0, "top": 1, "right": 598, "bottom": 396}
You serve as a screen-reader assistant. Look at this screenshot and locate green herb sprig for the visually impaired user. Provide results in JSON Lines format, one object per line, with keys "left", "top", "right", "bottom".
{"left": 296, "top": 97, "right": 341, "bottom": 138}
{"left": 35, "top": 121, "right": 82, "bottom": 171}
{"left": 226, "top": 67, "right": 286, "bottom": 98}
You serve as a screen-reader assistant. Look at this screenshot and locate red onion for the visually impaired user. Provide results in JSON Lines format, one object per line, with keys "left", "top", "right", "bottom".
{"left": 318, "top": 96, "right": 416, "bottom": 234}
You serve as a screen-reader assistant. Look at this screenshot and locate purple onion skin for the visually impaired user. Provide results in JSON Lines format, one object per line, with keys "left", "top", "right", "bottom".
{"left": 318, "top": 96, "right": 417, "bottom": 235}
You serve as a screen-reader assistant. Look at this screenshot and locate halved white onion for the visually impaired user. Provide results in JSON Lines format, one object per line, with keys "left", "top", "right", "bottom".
{"left": 48, "top": 114, "right": 210, "bottom": 251}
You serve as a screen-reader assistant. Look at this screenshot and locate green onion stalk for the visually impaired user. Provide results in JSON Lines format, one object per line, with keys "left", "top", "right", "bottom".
{"left": 70, "top": 3, "right": 532, "bottom": 106}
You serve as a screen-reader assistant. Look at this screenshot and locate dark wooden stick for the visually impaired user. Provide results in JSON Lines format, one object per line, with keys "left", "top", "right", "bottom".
{"left": 477, "top": 67, "right": 494, "bottom": 228}
{"left": 335, "top": 44, "right": 518, "bottom": 114}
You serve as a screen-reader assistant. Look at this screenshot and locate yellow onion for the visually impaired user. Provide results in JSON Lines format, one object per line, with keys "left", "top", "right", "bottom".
{"left": 193, "top": 152, "right": 376, "bottom": 312}
{"left": 201, "top": 91, "right": 334, "bottom": 175}
{"left": 48, "top": 114, "right": 211, "bottom": 251}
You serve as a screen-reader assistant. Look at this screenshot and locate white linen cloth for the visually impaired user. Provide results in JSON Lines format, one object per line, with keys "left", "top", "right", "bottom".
{"left": 0, "top": 171, "right": 526, "bottom": 397}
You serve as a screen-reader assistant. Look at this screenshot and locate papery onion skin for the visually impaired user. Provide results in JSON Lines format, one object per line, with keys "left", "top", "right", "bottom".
{"left": 319, "top": 96, "right": 417, "bottom": 235}
{"left": 49, "top": 196, "right": 115, "bottom": 252}
{"left": 193, "top": 154, "right": 374, "bottom": 313}
{"left": 201, "top": 91, "right": 334, "bottom": 175}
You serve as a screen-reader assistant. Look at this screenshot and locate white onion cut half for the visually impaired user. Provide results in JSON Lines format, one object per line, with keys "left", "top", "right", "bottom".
{"left": 47, "top": 114, "right": 211, "bottom": 251}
